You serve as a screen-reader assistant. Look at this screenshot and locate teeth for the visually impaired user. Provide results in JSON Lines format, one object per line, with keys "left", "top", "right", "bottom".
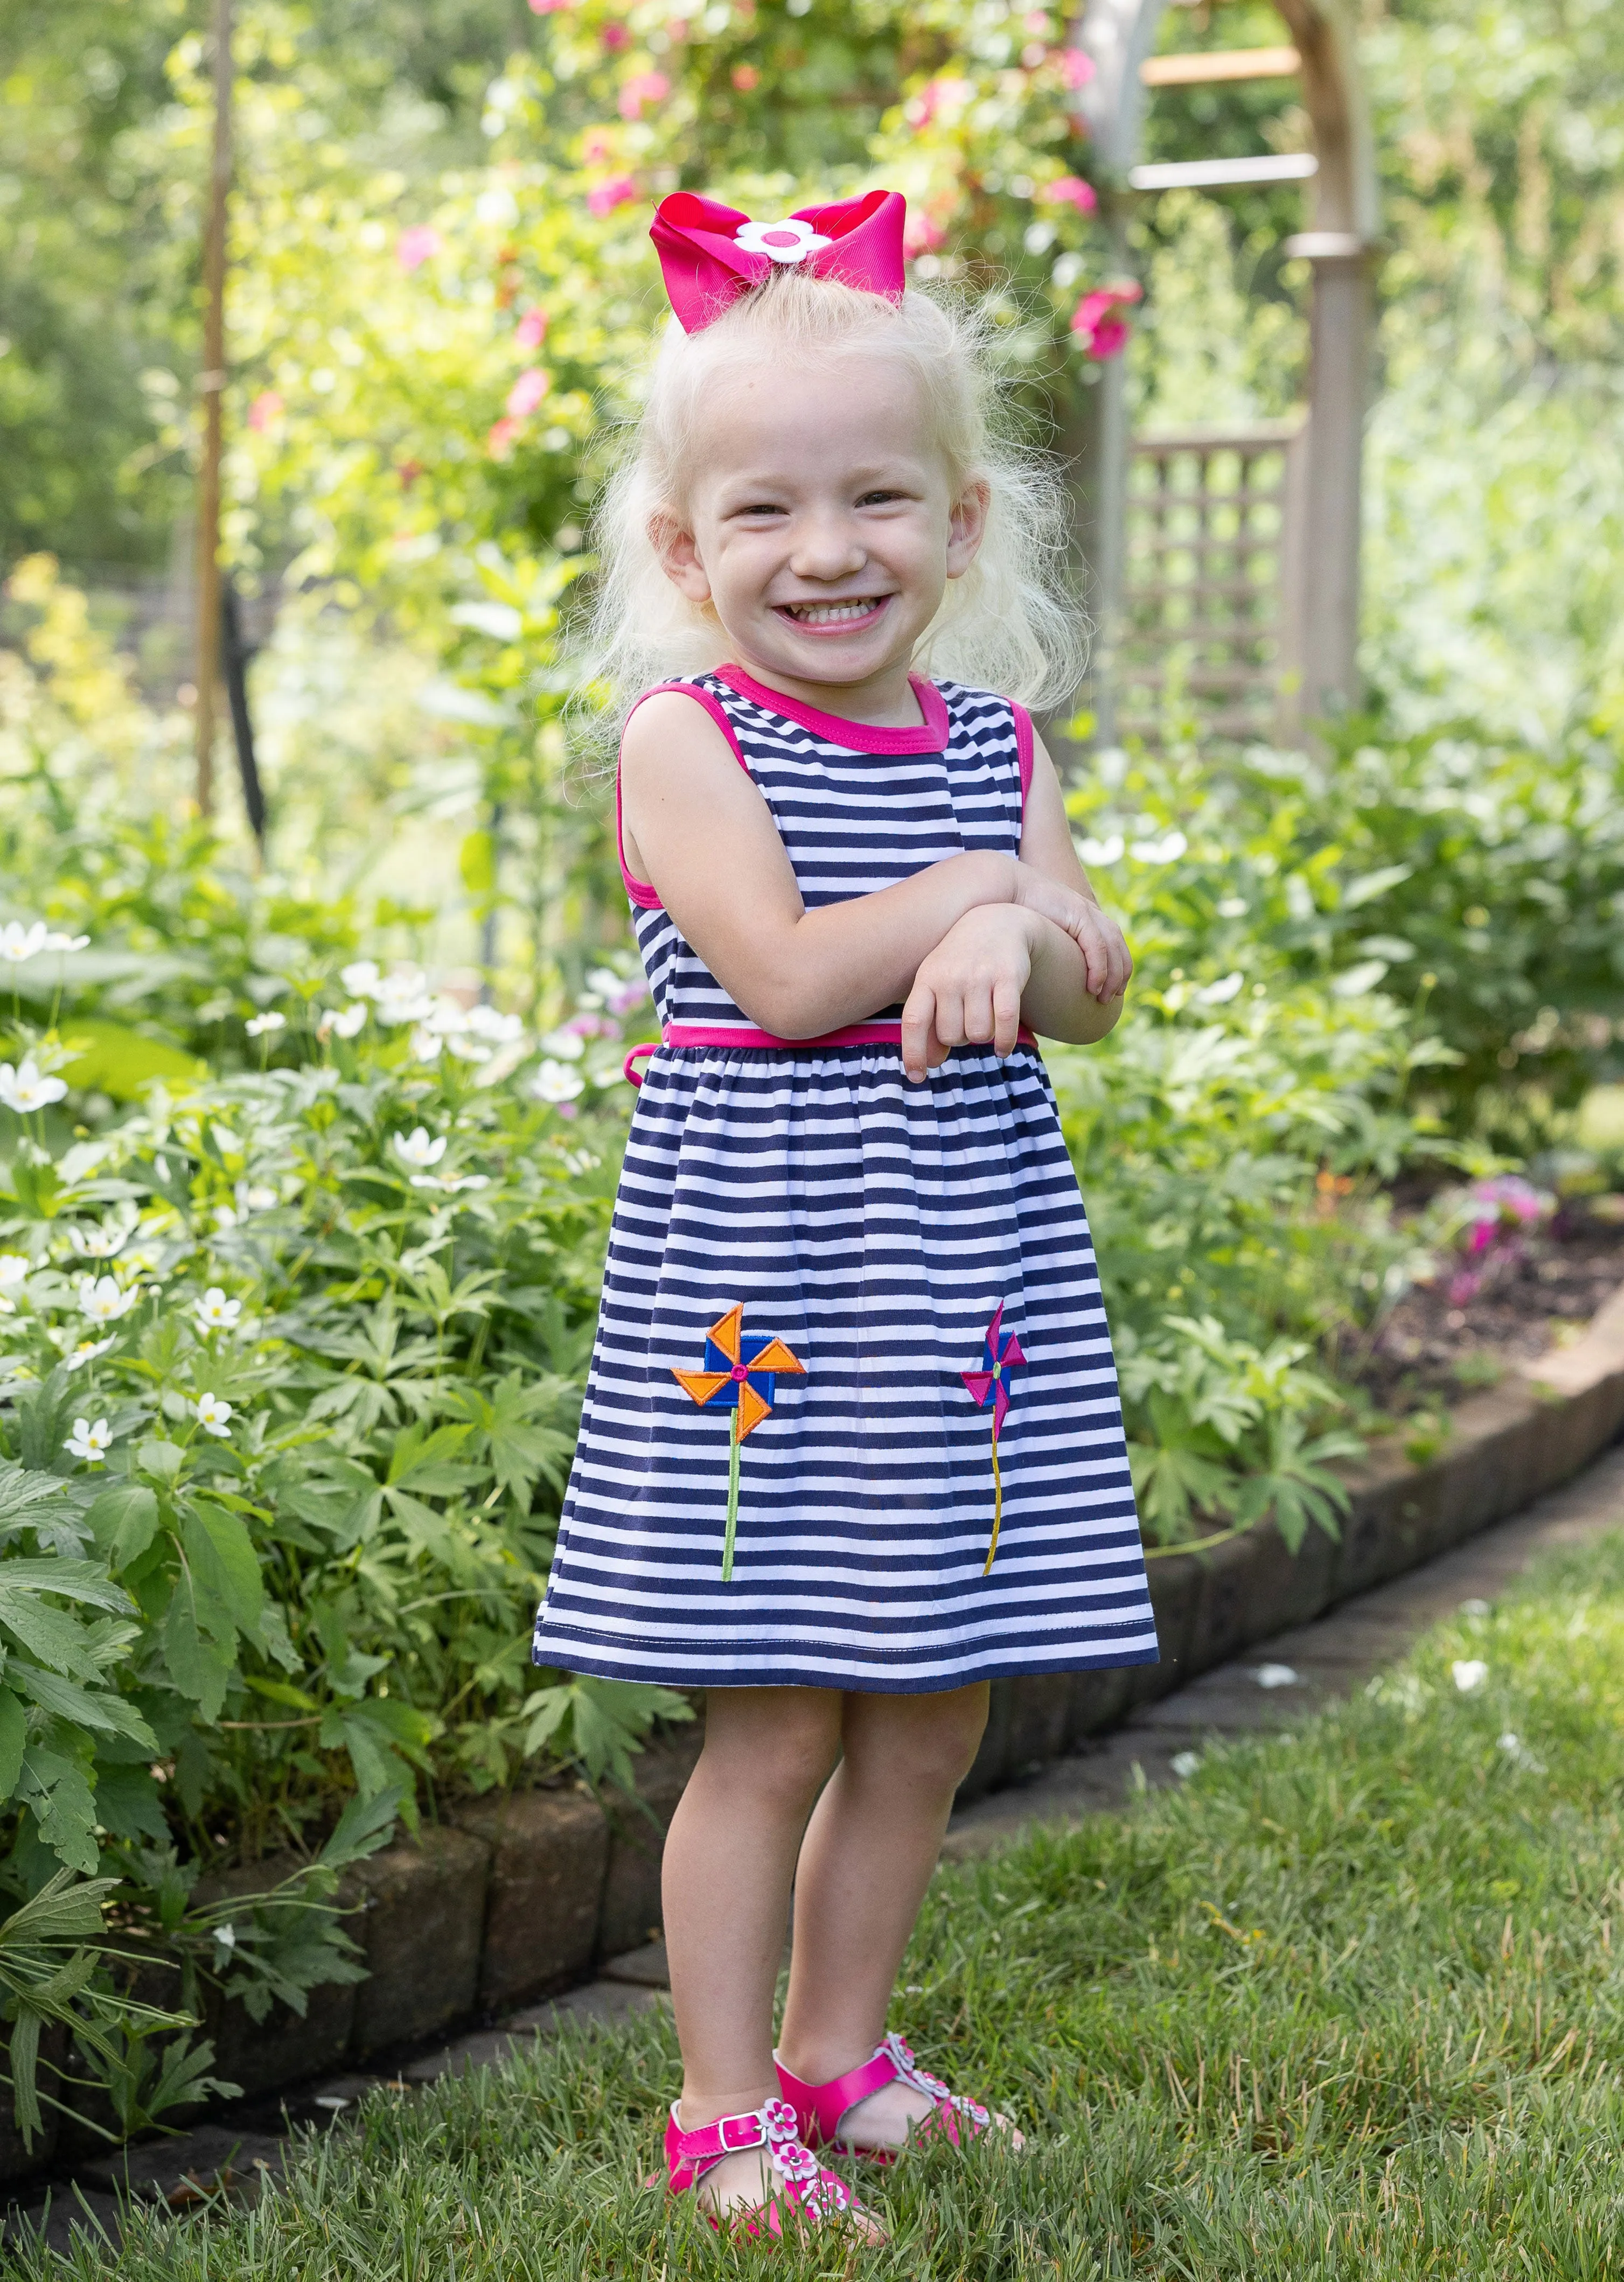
{"left": 784, "top": 599, "right": 882, "bottom": 625}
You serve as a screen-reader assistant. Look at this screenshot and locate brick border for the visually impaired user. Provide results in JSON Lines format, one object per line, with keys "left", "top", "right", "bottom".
{"left": 6, "top": 1289, "right": 1623, "bottom": 2183}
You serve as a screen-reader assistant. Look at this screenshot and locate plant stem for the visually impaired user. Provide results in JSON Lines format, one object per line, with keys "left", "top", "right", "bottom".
{"left": 721, "top": 1413, "right": 741, "bottom": 1582}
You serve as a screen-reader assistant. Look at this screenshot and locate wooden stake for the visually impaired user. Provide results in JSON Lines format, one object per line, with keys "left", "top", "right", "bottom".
{"left": 194, "top": 0, "right": 233, "bottom": 819}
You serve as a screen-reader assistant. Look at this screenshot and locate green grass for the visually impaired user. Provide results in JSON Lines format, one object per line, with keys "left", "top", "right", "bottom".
{"left": 16, "top": 1534, "right": 1624, "bottom": 2279}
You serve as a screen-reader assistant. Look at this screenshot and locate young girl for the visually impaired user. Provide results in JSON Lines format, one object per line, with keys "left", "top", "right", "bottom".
{"left": 532, "top": 187, "right": 1158, "bottom": 2241}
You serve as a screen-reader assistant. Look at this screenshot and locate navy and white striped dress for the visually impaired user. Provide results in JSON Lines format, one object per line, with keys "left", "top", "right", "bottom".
{"left": 532, "top": 664, "right": 1157, "bottom": 1691}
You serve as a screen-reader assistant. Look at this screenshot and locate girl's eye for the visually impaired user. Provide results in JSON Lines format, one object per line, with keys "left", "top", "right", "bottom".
{"left": 736, "top": 501, "right": 786, "bottom": 518}
{"left": 858, "top": 489, "right": 906, "bottom": 507}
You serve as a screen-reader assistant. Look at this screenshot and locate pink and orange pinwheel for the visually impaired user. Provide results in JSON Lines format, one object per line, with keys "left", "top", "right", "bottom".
{"left": 673, "top": 1303, "right": 807, "bottom": 1580}
{"left": 962, "top": 1302, "right": 1026, "bottom": 1573}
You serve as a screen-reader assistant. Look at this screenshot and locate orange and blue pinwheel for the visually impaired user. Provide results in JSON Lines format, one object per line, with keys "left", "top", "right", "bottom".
{"left": 962, "top": 1302, "right": 1026, "bottom": 1574}
{"left": 672, "top": 1303, "right": 807, "bottom": 1580}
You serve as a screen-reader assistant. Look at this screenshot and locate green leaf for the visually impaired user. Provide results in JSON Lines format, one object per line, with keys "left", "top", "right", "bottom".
{"left": 162, "top": 1586, "right": 232, "bottom": 1720}
{"left": 11, "top": 1661, "right": 157, "bottom": 1747}
{"left": 83, "top": 1483, "right": 161, "bottom": 1569}
{"left": 0, "top": 1687, "right": 27, "bottom": 1801}
{"left": 320, "top": 1781, "right": 406, "bottom": 1868}
{"left": 18, "top": 1746, "right": 99, "bottom": 1875}
{"left": 53, "top": 1018, "right": 205, "bottom": 1102}
{"left": 182, "top": 1504, "right": 263, "bottom": 1639}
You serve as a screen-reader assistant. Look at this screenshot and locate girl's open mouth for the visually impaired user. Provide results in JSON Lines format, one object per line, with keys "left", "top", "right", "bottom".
{"left": 773, "top": 596, "right": 893, "bottom": 634}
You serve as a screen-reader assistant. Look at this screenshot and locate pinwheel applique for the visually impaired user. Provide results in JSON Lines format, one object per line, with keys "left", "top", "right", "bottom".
{"left": 962, "top": 1302, "right": 1026, "bottom": 1575}
{"left": 672, "top": 1303, "right": 807, "bottom": 1581}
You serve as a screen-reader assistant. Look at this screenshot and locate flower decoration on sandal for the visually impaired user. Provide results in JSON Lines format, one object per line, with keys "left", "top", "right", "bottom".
{"left": 673, "top": 1303, "right": 806, "bottom": 1580}
{"left": 962, "top": 1301, "right": 1026, "bottom": 1574}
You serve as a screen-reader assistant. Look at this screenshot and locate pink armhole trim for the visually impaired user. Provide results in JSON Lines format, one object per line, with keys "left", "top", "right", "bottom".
{"left": 616, "top": 682, "right": 751, "bottom": 910}
{"left": 1011, "top": 702, "right": 1035, "bottom": 809}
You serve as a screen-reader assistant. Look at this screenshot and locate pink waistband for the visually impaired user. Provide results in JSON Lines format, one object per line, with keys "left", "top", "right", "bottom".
{"left": 622, "top": 1020, "right": 1038, "bottom": 1085}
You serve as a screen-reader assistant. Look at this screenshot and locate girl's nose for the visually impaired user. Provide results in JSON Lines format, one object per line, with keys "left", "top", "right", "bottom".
{"left": 787, "top": 518, "right": 866, "bottom": 580}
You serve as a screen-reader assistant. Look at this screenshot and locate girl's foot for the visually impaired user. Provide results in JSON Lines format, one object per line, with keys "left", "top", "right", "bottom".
{"left": 776, "top": 2033, "right": 1024, "bottom": 2159}
{"left": 665, "top": 2097, "right": 885, "bottom": 2242}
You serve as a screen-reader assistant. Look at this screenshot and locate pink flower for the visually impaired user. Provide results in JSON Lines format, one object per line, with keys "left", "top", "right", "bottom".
{"left": 1039, "top": 175, "right": 1098, "bottom": 216}
{"left": 731, "top": 62, "right": 760, "bottom": 90}
{"left": 903, "top": 210, "right": 947, "bottom": 256}
{"left": 515, "top": 306, "right": 549, "bottom": 350}
{"left": 587, "top": 174, "right": 639, "bottom": 218}
{"left": 617, "top": 69, "right": 669, "bottom": 120}
{"left": 247, "top": 390, "right": 283, "bottom": 432}
{"left": 601, "top": 21, "right": 630, "bottom": 49}
{"left": 1023, "top": 9, "right": 1050, "bottom": 29}
{"left": 487, "top": 416, "right": 524, "bottom": 460}
{"left": 506, "top": 367, "right": 551, "bottom": 418}
{"left": 396, "top": 225, "right": 443, "bottom": 273}
{"left": 1070, "top": 280, "right": 1142, "bottom": 359}
{"left": 528, "top": 0, "right": 574, "bottom": 11}
{"left": 1470, "top": 1174, "right": 1549, "bottom": 1226}
{"left": 1448, "top": 1269, "right": 1482, "bottom": 1308}
{"left": 904, "top": 74, "right": 972, "bottom": 128}
{"left": 1060, "top": 47, "right": 1096, "bottom": 89}
{"left": 582, "top": 129, "right": 615, "bottom": 164}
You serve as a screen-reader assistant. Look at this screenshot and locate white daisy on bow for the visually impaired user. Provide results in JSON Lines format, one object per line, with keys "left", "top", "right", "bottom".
{"left": 732, "top": 218, "right": 832, "bottom": 263}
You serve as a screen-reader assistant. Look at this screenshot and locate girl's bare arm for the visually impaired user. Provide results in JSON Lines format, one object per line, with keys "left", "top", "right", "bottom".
{"left": 1013, "top": 731, "right": 1131, "bottom": 1043}
{"left": 619, "top": 693, "right": 1115, "bottom": 1038}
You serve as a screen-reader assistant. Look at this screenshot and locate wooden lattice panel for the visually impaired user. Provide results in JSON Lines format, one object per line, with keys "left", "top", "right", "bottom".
{"left": 1116, "top": 420, "right": 1304, "bottom": 744}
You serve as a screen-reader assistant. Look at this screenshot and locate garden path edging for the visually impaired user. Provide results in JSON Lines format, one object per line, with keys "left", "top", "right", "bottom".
{"left": 5, "top": 1288, "right": 1623, "bottom": 2188}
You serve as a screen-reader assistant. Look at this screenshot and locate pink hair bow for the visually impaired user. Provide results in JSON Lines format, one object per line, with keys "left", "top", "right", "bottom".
{"left": 650, "top": 189, "right": 908, "bottom": 332}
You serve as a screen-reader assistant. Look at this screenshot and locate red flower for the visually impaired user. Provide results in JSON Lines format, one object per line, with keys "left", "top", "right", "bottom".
{"left": 1070, "top": 280, "right": 1142, "bottom": 359}
{"left": 601, "top": 22, "right": 630, "bottom": 50}
{"left": 731, "top": 62, "right": 760, "bottom": 90}
{"left": 587, "top": 174, "right": 640, "bottom": 218}
{"left": 487, "top": 416, "right": 524, "bottom": 460}
{"left": 1039, "top": 174, "right": 1098, "bottom": 216}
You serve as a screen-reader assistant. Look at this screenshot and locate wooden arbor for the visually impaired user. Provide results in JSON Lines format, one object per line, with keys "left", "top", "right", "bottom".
{"left": 1067, "top": 0, "right": 1378, "bottom": 743}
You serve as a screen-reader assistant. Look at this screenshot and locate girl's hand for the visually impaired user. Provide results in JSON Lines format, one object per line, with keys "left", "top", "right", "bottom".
{"left": 900, "top": 905, "right": 1038, "bottom": 1083}
{"left": 1010, "top": 862, "right": 1132, "bottom": 1003}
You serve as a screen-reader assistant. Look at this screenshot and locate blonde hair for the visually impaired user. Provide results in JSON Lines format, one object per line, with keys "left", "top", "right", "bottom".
{"left": 582, "top": 268, "right": 1087, "bottom": 740}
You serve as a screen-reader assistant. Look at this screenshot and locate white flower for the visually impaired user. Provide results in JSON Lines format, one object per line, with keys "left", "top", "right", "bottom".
{"left": 65, "top": 1338, "right": 114, "bottom": 1370}
{"left": 235, "top": 1183, "right": 279, "bottom": 1214}
{"left": 42, "top": 931, "right": 89, "bottom": 953}
{"left": 532, "top": 1059, "right": 586, "bottom": 1105}
{"left": 733, "top": 217, "right": 832, "bottom": 264}
{"left": 1460, "top": 1597, "right": 1491, "bottom": 1618}
{"left": 69, "top": 1223, "right": 127, "bottom": 1260}
{"left": 245, "top": 1011, "right": 286, "bottom": 1038}
{"left": 443, "top": 1031, "right": 493, "bottom": 1064}
{"left": 194, "top": 1286, "right": 242, "bottom": 1333}
{"left": 1451, "top": 1659, "right": 1488, "bottom": 1693}
{"left": 319, "top": 1001, "right": 369, "bottom": 1042}
{"left": 1128, "top": 831, "right": 1188, "bottom": 865}
{"left": 392, "top": 1127, "right": 447, "bottom": 1169}
{"left": 409, "top": 1027, "right": 443, "bottom": 1064}
{"left": 0, "top": 1058, "right": 69, "bottom": 1113}
{"left": 193, "top": 1392, "right": 234, "bottom": 1438}
{"left": 1170, "top": 1750, "right": 1202, "bottom": 1779}
{"left": 340, "top": 959, "right": 381, "bottom": 999}
{"left": 0, "top": 1253, "right": 29, "bottom": 1313}
{"left": 1075, "top": 835, "right": 1125, "bottom": 867}
{"left": 65, "top": 1417, "right": 111, "bottom": 1464}
{"left": 373, "top": 968, "right": 435, "bottom": 1025}
{"left": 463, "top": 1004, "right": 524, "bottom": 1045}
{"left": 422, "top": 998, "right": 471, "bottom": 1037}
{"left": 1252, "top": 1663, "right": 1299, "bottom": 1690}
{"left": 0, "top": 922, "right": 48, "bottom": 964}
{"left": 539, "top": 1028, "right": 587, "bottom": 1061}
{"left": 212, "top": 1922, "right": 238, "bottom": 1956}
{"left": 410, "top": 1172, "right": 490, "bottom": 1194}
{"left": 1216, "top": 897, "right": 1250, "bottom": 918}
{"left": 212, "top": 1205, "right": 239, "bottom": 1231}
{"left": 78, "top": 1275, "right": 138, "bottom": 1324}
{"left": 1195, "top": 972, "right": 1246, "bottom": 1007}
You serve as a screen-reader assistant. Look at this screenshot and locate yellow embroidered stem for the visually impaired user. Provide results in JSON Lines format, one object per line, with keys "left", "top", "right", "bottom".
{"left": 722, "top": 1410, "right": 742, "bottom": 1581}
{"left": 982, "top": 1418, "right": 1003, "bottom": 1575}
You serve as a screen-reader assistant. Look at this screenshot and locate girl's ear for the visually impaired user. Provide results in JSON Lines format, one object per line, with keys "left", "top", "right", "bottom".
{"left": 945, "top": 479, "right": 991, "bottom": 581}
{"left": 650, "top": 511, "right": 714, "bottom": 603}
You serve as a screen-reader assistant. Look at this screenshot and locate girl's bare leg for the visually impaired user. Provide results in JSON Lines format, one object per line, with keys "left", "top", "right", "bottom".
{"left": 662, "top": 1686, "right": 845, "bottom": 2219}
{"left": 776, "top": 1683, "right": 1013, "bottom": 2148}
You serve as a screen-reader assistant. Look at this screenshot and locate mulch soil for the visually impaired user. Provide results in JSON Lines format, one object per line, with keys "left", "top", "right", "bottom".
{"left": 1347, "top": 1192, "right": 1624, "bottom": 1416}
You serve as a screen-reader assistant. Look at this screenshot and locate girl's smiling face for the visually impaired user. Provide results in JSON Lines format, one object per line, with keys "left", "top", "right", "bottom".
{"left": 652, "top": 351, "right": 989, "bottom": 718}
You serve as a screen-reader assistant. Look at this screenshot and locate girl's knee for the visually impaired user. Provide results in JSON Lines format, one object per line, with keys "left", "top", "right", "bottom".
{"left": 846, "top": 1685, "right": 989, "bottom": 1793}
{"left": 698, "top": 1691, "right": 842, "bottom": 1809}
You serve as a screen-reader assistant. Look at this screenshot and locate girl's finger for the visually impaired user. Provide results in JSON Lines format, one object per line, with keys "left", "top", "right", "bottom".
{"left": 963, "top": 976, "right": 995, "bottom": 1046}
{"left": 992, "top": 974, "right": 1022, "bottom": 1055}
{"left": 901, "top": 978, "right": 937, "bottom": 1083}
{"left": 1076, "top": 913, "right": 1106, "bottom": 999}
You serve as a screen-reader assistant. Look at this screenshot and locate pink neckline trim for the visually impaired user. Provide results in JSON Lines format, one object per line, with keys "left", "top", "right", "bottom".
{"left": 715, "top": 664, "right": 950, "bottom": 753}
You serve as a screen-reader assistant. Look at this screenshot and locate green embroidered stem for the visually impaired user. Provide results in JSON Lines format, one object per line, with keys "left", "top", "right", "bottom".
{"left": 982, "top": 1418, "right": 1002, "bottom": 1576}
{"left": 722, "top": 1413, "right": 742, "bottom": 1581}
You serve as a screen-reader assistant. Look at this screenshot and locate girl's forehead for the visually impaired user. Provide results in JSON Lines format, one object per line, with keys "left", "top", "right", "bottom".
{"left": 689, "top": 353, "right": 939, "bottom": 473}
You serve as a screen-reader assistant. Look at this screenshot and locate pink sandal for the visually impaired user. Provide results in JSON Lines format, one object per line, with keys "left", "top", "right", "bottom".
{"left": 775, "top": 2032, "right": 1002, "bottom": 2163}
{"left": 663, "top": 2096, "right": 868, "bottom": 2239}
